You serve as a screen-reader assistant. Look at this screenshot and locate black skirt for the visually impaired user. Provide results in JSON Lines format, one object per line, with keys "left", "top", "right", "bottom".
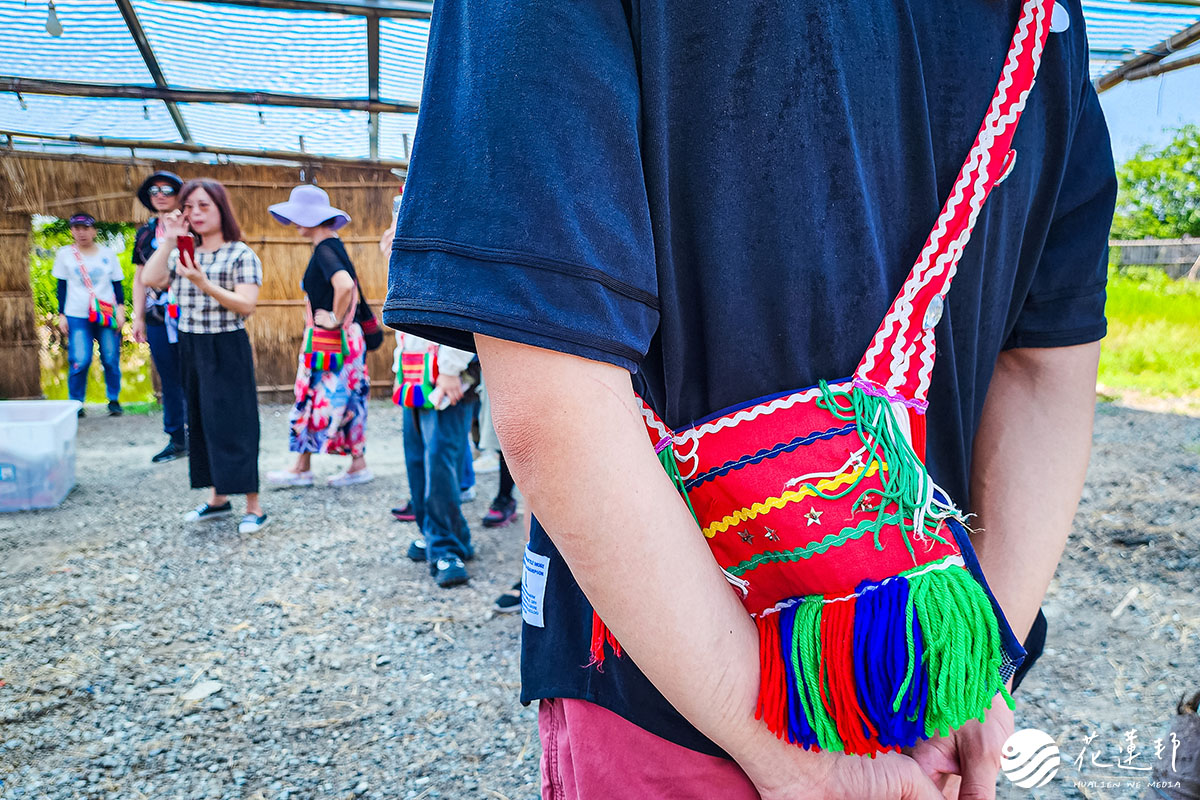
{"left": 178, "top": 329, "right": 260, "bottom": 495}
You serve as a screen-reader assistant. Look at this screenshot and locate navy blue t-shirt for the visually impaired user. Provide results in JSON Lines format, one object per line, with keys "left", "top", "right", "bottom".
{"left": 384, "top": 0, "right": 1116, "bottom": 756}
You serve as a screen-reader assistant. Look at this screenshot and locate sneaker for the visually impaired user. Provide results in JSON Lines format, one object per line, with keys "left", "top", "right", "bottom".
{"left": 408, "top": 538, "right": 475, "bottom": 563}
{"left": 482, "top": 496, "right": 518, "bottom": 528}
{"left": 434, "top": 557, "right": 469, "bottom": 588}
{"left": 77, "top": 407, "right": 86, "bottom": 419}
{"left": 327, "top": 468, "right": 374, "bottom": 487}
{"left": 107, "top": 401, "right": 123, "bottom": 417}
{"left": 266, "top": 469, "right": 315, "bottom": 487}
{"left": 238, "top": 513, "right": 270, "bottom": 534}
{"left": 495, "top": 581, "right": 522, "bottom": 613}
{"left": 391, "top": 502, "right": 416, "bottom": 522}
{"left": 472, "top": 452, "right": 500, "bottom": 474}
{"left": 460, "top": 486, "right": 477, "bottom": 502}
{"left": 183, "top": 502, "right": 232, "bottom": 523}
{"left": 406, "top": 538, "right": 427, "bottom": 562}
{"left": 152, "top": 439, "right": 187, "bottom": 464}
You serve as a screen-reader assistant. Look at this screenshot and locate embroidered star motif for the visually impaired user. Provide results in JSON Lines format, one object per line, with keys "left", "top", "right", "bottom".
{"left": 805, "top": 508, "right": 823, "bottom": 527}
{"left": 738, "top": 529, "right": 754, "bottom": 544}
{"left": 849, "top": 454, "right": 866, "bottom": 470}
{"left": 763, "top": 527, "right": 780, "bottom": 542}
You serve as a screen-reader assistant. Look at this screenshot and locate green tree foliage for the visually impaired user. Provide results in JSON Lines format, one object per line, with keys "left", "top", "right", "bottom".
{"left": 1111, "top": 124, "right": 1200, "bottom": 240}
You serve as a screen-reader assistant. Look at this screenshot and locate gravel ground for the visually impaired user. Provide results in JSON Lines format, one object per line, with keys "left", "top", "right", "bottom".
{"left": 1, "top": 398, "right": 1197, "bottom": 800}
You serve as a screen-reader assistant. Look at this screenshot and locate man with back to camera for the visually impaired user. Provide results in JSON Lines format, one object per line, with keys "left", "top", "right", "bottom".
{"left": 384, "top": 0, "right": 1116, "bottom": 797}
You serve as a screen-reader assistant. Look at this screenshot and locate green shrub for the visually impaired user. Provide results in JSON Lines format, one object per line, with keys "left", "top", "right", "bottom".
{"left": 1099, "top": 266, "right": 1200, "bottom": 398}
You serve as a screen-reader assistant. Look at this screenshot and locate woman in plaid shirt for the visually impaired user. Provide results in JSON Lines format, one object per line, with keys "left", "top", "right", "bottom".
{"left": 143, "top": 179, "right": 268, "bottom": 535}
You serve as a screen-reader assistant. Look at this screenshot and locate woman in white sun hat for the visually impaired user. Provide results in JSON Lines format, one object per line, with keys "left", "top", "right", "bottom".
{"left": 265, "top": 184, "right": 374, "bottom": 488}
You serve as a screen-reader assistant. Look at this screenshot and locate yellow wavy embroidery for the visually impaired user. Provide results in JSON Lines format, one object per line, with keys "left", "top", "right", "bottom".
{"left": 702, "top": 463, "right": 882, "bottom": 538}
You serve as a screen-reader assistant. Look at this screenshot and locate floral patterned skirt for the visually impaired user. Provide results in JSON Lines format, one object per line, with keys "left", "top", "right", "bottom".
{"left": 289, "top": 323, "right": 369, "bottom": 456}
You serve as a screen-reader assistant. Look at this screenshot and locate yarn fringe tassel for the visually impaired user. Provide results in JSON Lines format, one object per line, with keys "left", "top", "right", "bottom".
{"left": 755, "top": 559, "right": 1014, "bottom": 755}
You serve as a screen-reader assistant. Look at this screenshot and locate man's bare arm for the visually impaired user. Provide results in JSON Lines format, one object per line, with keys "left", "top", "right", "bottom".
{"left": 476, "top": 334, "right": 942, "bottom": 800}
{"left": 970, "top": 342, "right": 1101, "bottom": 644}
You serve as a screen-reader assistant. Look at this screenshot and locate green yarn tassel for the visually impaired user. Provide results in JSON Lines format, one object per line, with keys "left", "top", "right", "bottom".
{"left": 909, "top": 564, "right": 1014, "bottom": 738}
{"left": 791, "top": 598, "right": 844, "bottom": 752}
{"left": 796, "top": 381, "right": 955, "bottom": 559}
{"left": 659, "top": 443, "right": 699, "bottom": 524}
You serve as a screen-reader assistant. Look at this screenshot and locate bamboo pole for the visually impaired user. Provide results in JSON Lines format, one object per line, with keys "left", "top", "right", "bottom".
{"left": 0, "top": 76, "right": 418, "bottom": 115}
{"left": 1123, "top": 52, "right": 1200, "bottom": 82}
{"left": 0, "top": 130, "right": 409, "bottom": 170}
{"left": 1096, "top": 20, "right": 1200, "bottom": 91}
{"left": 171, "top": 0, "right": 432, "bottom": 18}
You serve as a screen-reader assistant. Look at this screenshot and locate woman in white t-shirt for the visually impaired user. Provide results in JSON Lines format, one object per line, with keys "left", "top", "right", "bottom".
{"left": 52, "top": 213, "right": 125, "bottom": 417}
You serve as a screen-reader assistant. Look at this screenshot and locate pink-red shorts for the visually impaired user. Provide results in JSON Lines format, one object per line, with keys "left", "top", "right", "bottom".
{"left": 538, "top": 698, "right": 761, "bottom": 799}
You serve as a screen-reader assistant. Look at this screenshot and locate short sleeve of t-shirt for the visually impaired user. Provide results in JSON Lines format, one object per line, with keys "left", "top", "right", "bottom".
{"left": 1005, "top": 81, "right": 1116, "bottom": 350}
{"left": 230, "top": 243, "right": 263, "bottom": 286}
{"left": 314, "top": 241, "right": 350, "bottom": 283}
{"left": 382, "top": 0, "right": 658, "bottom": 372}
{"left": 51, "top": 249, "right": 71, "bottom": 281}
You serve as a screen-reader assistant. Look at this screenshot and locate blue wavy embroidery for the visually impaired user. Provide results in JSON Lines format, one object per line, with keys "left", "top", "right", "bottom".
{"left": 684, "top": 424, "right": 857, "bottom": 490}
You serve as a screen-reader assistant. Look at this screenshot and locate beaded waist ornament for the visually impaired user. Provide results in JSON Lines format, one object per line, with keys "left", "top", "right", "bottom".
{"left": 591, "top": 0, "right": 1053, "bottom": 756}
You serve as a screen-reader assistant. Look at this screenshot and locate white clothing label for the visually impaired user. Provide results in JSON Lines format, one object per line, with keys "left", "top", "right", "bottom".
{"left": 522, "top": 546, "right": 551, "bottom": 628}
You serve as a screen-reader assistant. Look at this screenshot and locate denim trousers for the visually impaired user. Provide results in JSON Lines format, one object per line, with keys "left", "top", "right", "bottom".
{"left": 66, "top": 315, "right": 121, "bottom": 403}
{"left": 145, "top": 321, "right": 187, "bottom": 439}
{"left": 403, "top": 398, "right": 475, "bottom": 566}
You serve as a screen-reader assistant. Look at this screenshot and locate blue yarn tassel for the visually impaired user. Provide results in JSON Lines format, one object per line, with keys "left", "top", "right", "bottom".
{"left": 853, "top": 576, "right": 927, "bottom": 749}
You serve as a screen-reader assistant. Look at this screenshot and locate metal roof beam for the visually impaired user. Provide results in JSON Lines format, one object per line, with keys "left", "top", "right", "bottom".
{"left": 167, "top": 0, "right": 432, "bottom": 18}
{"left": 0, "top": 76, "right": 418, "bottom": 114}
{"left": 367, "top": 15, "right": 380, "bottom": 159}
{"left": 113, "top": 0, "right": 194, "bottom": 143}
{"left": 1, "top": 129, "right": 409, "bottom": 168}
{"left": 1096, "top": 19, "right": 1200, "bottom": 91}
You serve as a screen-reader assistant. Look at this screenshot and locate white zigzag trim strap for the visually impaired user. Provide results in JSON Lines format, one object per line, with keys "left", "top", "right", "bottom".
{"left": 855, "top": 0, "right": 1051, "bottom": 406}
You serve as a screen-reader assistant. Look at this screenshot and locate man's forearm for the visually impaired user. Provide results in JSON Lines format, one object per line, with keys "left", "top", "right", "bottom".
{"left": 477, "top": 335, "right": 950, "bottom": 799}
{"left": 969, "top": 342, "right": 1101, "bottom": 643}
{"left": 476, "top": 335, "right": 797, "bottom": 783}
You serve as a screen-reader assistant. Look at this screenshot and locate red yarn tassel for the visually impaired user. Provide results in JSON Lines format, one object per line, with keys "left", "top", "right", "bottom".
{"left": 755, "top": 613, "right": 787, "bottom": 739}
{"left": 588, "top": 610, "right": 622, "bottom": 669}
{"left": 908, "top": 406, "right": 927, "bottom": 464}
{"left": 820, "top": 597, "right": 881, "bottom": 755}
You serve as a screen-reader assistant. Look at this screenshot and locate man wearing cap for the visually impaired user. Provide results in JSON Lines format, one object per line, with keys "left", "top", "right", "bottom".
{"left": 131, "top": 170, "right": 188, "bottom": 463}
{"left": 53, "top": 213, "right": 124, "bottom": 416}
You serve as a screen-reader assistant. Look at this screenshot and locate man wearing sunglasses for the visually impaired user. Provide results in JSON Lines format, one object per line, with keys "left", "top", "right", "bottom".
{"left": 132, "top": 170, "right": 189, "bottom": 464}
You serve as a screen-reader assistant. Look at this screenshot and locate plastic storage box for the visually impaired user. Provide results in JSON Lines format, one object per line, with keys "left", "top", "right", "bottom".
{"left": 0, "top": 400, "right": 81, "bottom": 512}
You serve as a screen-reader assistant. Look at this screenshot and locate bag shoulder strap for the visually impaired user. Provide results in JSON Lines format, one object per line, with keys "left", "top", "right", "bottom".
{"left": 854, "top": 0, "right": 1053, "bottom": 411}
{"left": 71, "top": 246, "right": 98, "bottom": 295}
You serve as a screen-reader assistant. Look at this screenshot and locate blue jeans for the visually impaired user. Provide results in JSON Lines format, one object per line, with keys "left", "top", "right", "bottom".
{"left": 67, "top": 316, "right": 121, "bottom": 403}
{"left": 459, "top": 394, "right": 479, "bottom": 491}
{"left": 145, "top": 322, "right": 187, "bottom": 439}
{"left": 403, "top": 400, "right": 473, "bottom": 567}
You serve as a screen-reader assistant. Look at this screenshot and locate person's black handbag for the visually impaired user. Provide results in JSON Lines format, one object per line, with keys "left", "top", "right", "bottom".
{"left": 354, "top": 283, "right": 384, "bottom": 351}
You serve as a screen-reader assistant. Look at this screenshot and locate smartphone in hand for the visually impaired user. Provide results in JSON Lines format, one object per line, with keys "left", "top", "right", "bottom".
{"left": 177, "top": 234, "right": 195, "bottom": 263}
